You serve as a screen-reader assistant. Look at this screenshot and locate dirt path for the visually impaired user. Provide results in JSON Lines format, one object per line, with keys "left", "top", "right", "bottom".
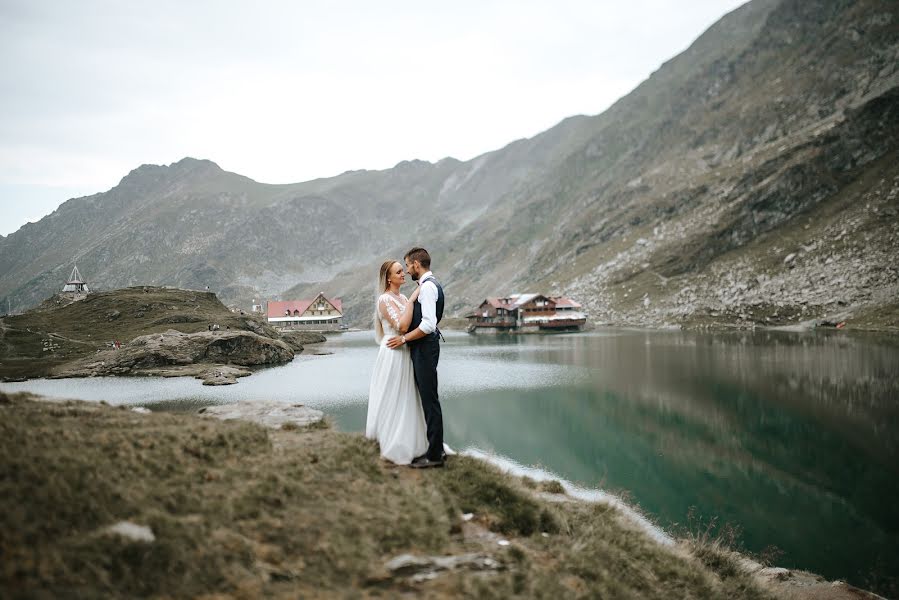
{"left": 0, "top": 318, "right": 15, "bottom": 356}
{"left": 46, "top": 331, "right": 96, "bottom": 347}
{"left": 0, "top": 320, "right": 95, "bottom": 355}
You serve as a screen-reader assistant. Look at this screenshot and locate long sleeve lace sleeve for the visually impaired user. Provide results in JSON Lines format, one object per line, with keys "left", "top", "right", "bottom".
{"left": 378, "top": 295, "right": 402, "bottom": 330}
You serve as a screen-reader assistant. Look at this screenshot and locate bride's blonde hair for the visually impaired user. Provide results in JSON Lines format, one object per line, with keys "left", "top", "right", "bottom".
{"left": 373, "top": 260, "right": 401, "bottom": 343}
{"left": 378, "top": 260, "right": 399, "bottom": 293}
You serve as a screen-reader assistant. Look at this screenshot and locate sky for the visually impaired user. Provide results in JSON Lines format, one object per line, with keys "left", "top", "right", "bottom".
{"left": 0, "top": 0, "right": 747, "bottom": 236}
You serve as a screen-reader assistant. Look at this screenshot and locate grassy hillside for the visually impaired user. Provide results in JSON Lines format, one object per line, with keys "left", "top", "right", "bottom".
{"left": 0, "top": 287, "right": 279, "bottom": 380}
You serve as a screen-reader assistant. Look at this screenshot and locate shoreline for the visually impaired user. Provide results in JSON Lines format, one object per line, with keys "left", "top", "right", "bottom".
{"left": 0, "top": 328, "right": 328, "bottom": 385}
{"left": 437, "top": 317, "right": 899, "bottom": 335}
{"left": 1, "top": 390, "right": 887, "bottom": 599}
{"left": 3, "top": 320, "right": 895, "bottom": 387}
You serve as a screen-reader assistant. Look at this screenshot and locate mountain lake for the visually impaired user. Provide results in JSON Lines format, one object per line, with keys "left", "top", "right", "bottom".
{"left": 3, "top": 328, "right": 897, "bottom": 592}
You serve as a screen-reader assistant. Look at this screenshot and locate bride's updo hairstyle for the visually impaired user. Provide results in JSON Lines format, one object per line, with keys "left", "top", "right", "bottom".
{"left": 374, "top": 260, "right": 401, "bottom": 342}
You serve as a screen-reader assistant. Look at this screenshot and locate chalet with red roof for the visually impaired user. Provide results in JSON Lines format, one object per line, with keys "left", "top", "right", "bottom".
{"left": 267, "top": 292, "right": 343, "bottom": 331}
{"left": 466, "top": 293, "right": 587, "bottom": 333}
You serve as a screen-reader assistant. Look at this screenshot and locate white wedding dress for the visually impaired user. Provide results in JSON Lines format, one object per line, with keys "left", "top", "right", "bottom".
{"left": 366, "top": 293, "right": 429, "bottom": 464}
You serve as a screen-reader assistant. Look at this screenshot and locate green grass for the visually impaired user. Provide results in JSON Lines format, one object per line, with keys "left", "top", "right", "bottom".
{"left": 1, "top": 392, "right": 781, "bottom": 599}
{"left": 435, "top": 456, "right": 561, "bottom": 537}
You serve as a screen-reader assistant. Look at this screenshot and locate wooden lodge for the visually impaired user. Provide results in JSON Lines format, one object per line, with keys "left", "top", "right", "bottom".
{"left": 267, "top": 292, "right": 343, "bottom": 331}
{"left": 466, "top": 293, "right": 587, "bottom": 334}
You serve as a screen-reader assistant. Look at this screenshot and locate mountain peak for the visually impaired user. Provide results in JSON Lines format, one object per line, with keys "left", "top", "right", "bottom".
{"left": 172, "top": 157, "right": 222, "bottom": 171}
{"left": 118, "top": 157, "right": 223, "bottom": 188}
{"left": 393, "top": 159, "right": 432, "bottom": 170}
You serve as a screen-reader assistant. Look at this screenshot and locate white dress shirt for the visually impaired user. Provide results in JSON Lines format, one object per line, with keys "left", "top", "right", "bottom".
{"left": 417, "top": 271, "right": 438, "bottom": 335}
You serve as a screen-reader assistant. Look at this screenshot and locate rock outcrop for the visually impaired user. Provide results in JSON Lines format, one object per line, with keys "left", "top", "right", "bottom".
{"left": 198, "top": 400, "right": 324, "bottom": 428}
{"left": 0, "top": 287, "right": 301, "bottom": 382}
{"left": 52, "top": 329, "right": 293, "bottom": 382}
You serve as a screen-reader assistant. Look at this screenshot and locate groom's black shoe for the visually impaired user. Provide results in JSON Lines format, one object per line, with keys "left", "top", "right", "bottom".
{"left": 410, "top": 455, "right": 444, "bottom": 469}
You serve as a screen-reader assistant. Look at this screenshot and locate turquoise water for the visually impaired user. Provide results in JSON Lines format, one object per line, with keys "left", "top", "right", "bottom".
{"left": 4, "top": 328, "right": 897, "bottom": 592}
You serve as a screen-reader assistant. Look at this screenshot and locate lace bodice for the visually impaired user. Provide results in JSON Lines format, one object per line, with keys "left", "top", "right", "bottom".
{"left": 378, "top": 292, "right": 408, "bottom": 335}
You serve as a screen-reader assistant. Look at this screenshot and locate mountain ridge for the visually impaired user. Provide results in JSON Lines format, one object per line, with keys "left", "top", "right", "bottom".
{"left": 1, "top": 0, "right": 897, "bottom": 330}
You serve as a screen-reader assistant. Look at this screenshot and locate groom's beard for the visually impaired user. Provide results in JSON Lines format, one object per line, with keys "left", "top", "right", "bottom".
{"left": 410, "top": 272, "right": 419, "bottom": 281}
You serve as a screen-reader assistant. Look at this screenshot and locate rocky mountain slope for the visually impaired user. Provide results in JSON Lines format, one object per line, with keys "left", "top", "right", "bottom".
{"left": 1, "top": 0, "right": 896, "bottom": 330}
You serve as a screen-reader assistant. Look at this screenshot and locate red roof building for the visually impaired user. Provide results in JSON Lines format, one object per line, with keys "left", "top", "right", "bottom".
{"left": 550, "top": 296, "right": 582, "bottom": 309}
{"left": 467, "top": 293, "right": 587, "bottom": 333}
{"left": 267, "top": 292, "right": 343, "bottom": 330}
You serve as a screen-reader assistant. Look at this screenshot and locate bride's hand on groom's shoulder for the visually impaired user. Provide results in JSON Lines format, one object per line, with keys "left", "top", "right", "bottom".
{"left": 409, "top": 286, "right": 421, "bottom": 301}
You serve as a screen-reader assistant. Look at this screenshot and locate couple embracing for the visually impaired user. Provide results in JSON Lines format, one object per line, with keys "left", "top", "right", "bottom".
{"left": 366, "top": 247, "right": 450, "bottom": 468}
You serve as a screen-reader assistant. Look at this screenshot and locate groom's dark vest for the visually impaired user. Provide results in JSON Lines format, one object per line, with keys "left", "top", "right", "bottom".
{"left": 409, "top": 276, "right": 444, "bottom": 344}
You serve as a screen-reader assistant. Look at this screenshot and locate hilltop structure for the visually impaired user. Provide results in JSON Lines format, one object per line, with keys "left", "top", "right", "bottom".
{"left": 467, "top": 294, "right": 587, "bottom": 334}
{"left": 267, "top": 292, "right": 343, "bottom": 331}
{"left": 61, "top": 265, "right": 90, "bottom": 300}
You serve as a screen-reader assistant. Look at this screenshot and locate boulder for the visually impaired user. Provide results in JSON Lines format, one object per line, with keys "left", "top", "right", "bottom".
{"left": 383, "top": 553, "right": 504, "bottom": 583}
{"left": 100, "top": 521, "right": 155, "bottom": 543}
{"left": 54, "top": 330, "right": 294, "bottom": 378}
{"left": 199, "top": 400, "right": 323, "bottom": 429}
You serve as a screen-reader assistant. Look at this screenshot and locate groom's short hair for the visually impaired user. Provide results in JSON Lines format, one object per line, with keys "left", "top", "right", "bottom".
{"left": 404, "top": 247, "right": 431, "bottom": 268}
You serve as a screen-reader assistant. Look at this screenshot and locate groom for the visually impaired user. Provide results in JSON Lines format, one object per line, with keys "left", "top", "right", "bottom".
{"left": 386, "top": 247, "right": 445, "bottom": 468}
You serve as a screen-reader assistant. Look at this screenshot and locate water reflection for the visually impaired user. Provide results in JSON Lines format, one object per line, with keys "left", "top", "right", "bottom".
{"left": 3, "top": 329, "right": 897, "bottom": 592}
{"left": 435, "top": 329, "right": 897, "bottom": 592}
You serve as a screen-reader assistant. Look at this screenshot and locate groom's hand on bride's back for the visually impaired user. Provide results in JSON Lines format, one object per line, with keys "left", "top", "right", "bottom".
{"left": 386, "top": 335, "right": 405, "bottom": 349}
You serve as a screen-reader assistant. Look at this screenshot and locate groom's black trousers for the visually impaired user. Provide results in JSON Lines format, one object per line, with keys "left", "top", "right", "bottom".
{"left": 410, "top": 333, "right": 443, "bottom": 461}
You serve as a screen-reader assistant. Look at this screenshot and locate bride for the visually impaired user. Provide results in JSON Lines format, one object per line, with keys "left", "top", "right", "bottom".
{"left": 366, "top": 260, "right": 428, "bottom": 464}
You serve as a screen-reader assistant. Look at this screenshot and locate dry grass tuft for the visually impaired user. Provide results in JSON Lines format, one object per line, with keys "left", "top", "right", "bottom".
{"left": 539, "top": 479, "right": 566, "bottom": 494}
